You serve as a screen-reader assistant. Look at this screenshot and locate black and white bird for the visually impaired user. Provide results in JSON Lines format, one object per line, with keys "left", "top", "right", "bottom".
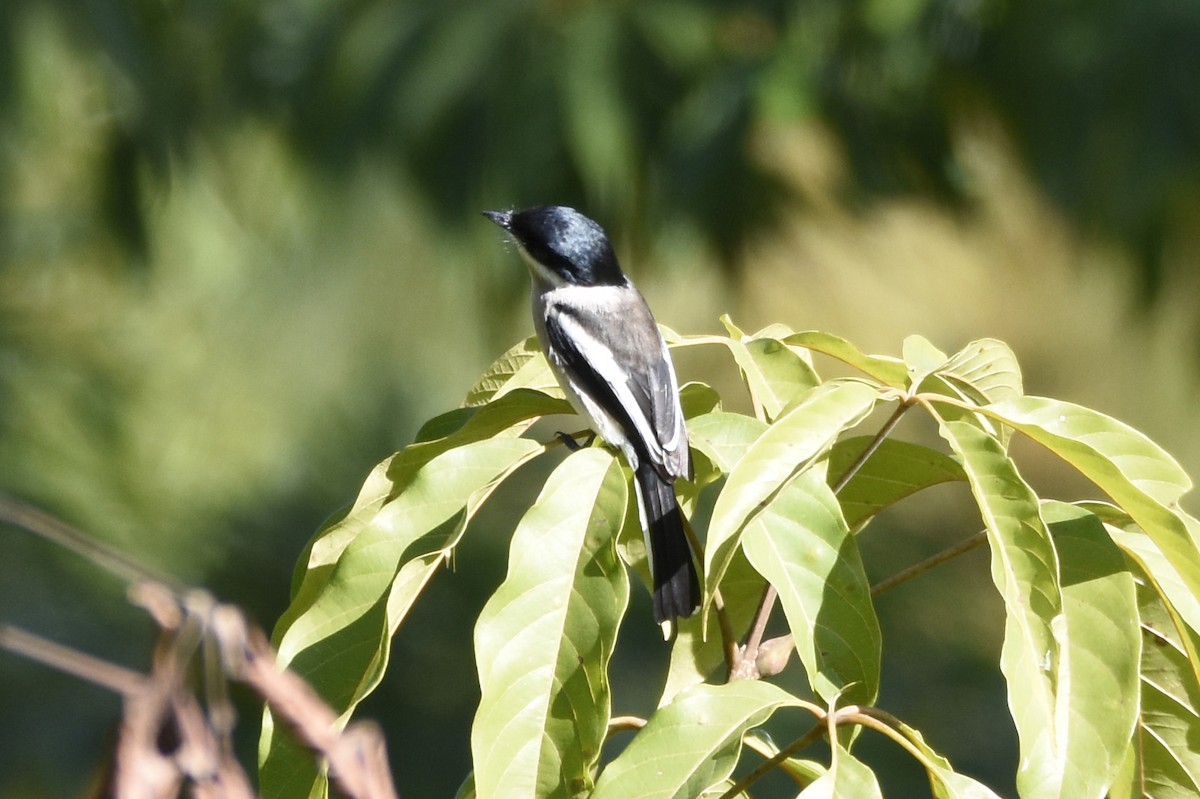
{"left": 483, "top": 205, "right": 701, "bottom": 624}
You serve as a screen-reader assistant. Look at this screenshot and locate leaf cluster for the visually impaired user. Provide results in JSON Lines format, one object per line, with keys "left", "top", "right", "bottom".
{"left": 261, "top": 318, "right": 1200, "bottom": 798}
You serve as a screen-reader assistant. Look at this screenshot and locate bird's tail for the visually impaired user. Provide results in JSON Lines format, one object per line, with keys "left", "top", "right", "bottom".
{"left": 634, "top": 463, "right": 701, "bottom": 623}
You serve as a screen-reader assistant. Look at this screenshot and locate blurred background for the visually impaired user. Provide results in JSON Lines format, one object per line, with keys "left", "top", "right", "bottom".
{"left": 1, "top": 0, "right": 1198, "bottom": 795}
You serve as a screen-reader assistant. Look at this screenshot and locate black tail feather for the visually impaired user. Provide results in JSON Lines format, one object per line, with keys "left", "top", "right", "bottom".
{"left": 635, "top": 464, "right": 701, "bottom": 623}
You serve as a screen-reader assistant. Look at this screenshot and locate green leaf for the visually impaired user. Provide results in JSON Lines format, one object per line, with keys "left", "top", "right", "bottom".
{"left": 664, "top": 320, "right": 819, "bottom": 421}
{"left": 985, "top": 396, "right": 1190, "bottom": 504}
{"left": 902, "top": 334, "right": 948, "bottom": 381}
{"left": 679, "top": 381, "right": 722, "bottom": 419}
{"left": 465, "top": 336, "right": 563, "bottom": 406}
{"left": 1101, "top": 507, "right": 1200, "bottom": 674}
{"left": 259, "top": 436, "right": 543, "bottom": 798}
{"left": 1041, "top": 501, "right": 1140, "bottom": 799}
{"left": 591, "top": 681, "right": 803, "bottom": 798}
{"left": 1109, "top": 570, "right": 1200, "bottom": 798}
{"left": 743, "top": 469, "right": 880, "bottom": 705}
{"left": 703, "top": 382, "right": 878, "bottom": 613}
{"left": 660, "top": 475, "right": 766, "bottom": 704}
{"left": 887, "top": 718, "right": 1004, "bottom": 799}
{"left": 735, "top": 336, "right": 822, "bottom": 421}
{"left": 410, "top": 388, "right": 569, "bottom": 468}
{"left": 938, "top": 338, "right": 1023, "bottom": 404}
{"left": 472, "top": 449, "right": 629, "bottom": 798}
{"left": 798, "top": 744, "right": 883, "bottom": 798}
{"left": 934, "top": 415, "right": 1065, "bottom": 798}
{"left": 783, "top": 330, "right": 909, "bottom": 388}
{"left": 686, "top": 411, "right": 769, "bottom": 474}
{"left": 827, "top": 436, "right": 966, "bottom": 529}
{"left": 983, "top": 397, "right": 1200, "bottom": 605}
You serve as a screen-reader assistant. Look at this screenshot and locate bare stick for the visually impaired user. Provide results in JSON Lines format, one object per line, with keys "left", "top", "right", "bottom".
{"left": 0, "top": 623, "right": 145, "bottom": 696}
{"left": 0, "top": 493, "right": 179, "bottom": 591}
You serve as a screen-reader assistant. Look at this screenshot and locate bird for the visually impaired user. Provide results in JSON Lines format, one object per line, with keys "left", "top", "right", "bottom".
{"left": 483, "top": 205, "right": 701, "bottom": 624}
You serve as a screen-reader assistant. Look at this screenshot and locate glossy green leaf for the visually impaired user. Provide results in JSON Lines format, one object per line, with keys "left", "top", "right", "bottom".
{"left": 664, "top": 319, "right": 819, "bottom": 421}
{"left": 703, "top": 381, "right": 878, "bottom": 612}
{"left": 1041, "top": 501, "right": 1140, "bottom": 799}
{"left": 902, "top": 333, "right": 948, "bottom": 381}
{"left": 743, "top": 469, "right": 880, "bottom": 705}
{"left": 736, "top": 336, "right": 822, "bottom": 421}
{"left": 465, "top": 336, "right": 562, "bottom": 406}
{"left": 827, "top": 436, "right": 966, "bottom": 529}
{"left": 591, "top": 680, "right": 802, "bottom": 798}
{"left": 1101, "top": 507, "right": 1200, "bottom": 681}
{"left": 472, "top": 448, "right": 629, "bottom": 798}
{"left": 660, "top": 473, "right": 765, "bottom": 704}
{"left": 937, "top": 338, "right": 1023, "bottom": 404}
{"left": 934, "top": 415, "right": 1065, "bottom": 798}
{"left": 888, "top": 718, "right": 1004, "bottom": 799}
{"left": 798, "top": 744, "right": 883, "bottom": 798}
{"left": 984, "top": 397, "right": 1200, "bottom": 604}
{"left": 661, "top": 543, "right": 764, "bottom": 705}
{"left": 686, "top": 411, "right": 768, "bottom": 474}
{"left": 784, "top": 330, "right": 909, "bottom": 388}
{"left": 260, "top": 436, "right": 543, "bottom": 797}
{"left": 408, "top": 388, "right": 568, "bottom": 471}
{"left": 1109, "top": 572, "right": 1200, "bottom": 798}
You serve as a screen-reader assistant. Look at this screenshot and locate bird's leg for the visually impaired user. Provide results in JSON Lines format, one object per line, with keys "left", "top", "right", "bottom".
{"left": 555, "top": 431, "right": 597, "bottom": 451}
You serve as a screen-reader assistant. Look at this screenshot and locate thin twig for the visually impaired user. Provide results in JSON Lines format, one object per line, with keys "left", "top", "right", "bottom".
{"left": 0, "top": 493, "right": 180, "bottom": 591}
{"left": 718, "top": 719, "right": 828, "bottom": 799}
{"left": 0, "top": 623, "right": 146, "bottom": 696}
{"left": 870, "top": 531, "right": 987, "bottom": 598}
{"left": 830, "top": 401, "right": 911, "bottom": 495}
{"left": 733, "top": 584, "right": 777, "bottom": 680}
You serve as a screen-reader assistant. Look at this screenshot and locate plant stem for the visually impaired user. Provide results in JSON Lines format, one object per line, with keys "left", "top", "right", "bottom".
{"left": 831, "top": 401, "right": 911, "bottom": 495}
{"left": 870, "top": 530, "right": 987, "bottom": 598}
{"left": 735, "top": 400, "right": 912, "bottom": 677}
{"left": 718, "top": 719, "right": 828, "bottom": 799}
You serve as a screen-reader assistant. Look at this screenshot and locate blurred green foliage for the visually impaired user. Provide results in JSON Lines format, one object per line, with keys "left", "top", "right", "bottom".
{"left": 0, "top": 0, "right": 1197, "bottom": 796}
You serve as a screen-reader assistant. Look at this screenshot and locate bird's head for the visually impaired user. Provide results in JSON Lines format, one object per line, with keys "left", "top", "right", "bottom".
{"left": 483, "top": 206, "right": 626, "bottom": 288}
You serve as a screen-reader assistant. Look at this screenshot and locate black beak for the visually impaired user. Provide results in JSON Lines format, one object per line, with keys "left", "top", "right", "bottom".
{"left": 482, "top": 209, "right": 513, "bottom": 230}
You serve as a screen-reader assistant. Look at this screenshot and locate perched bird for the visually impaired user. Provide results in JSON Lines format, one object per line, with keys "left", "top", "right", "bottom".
{"left": 483, "top": 205, "right": 700, "bottom": 623}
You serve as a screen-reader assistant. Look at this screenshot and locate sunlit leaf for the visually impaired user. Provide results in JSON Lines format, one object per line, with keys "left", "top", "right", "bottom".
{"left": 686, "top": 411, "right": 768, "bottom": 474}
{"left": 703, "top": 382, "right": 877, "bottom": 613}
{"left": 259, "top": 436, "right": 543, "bottom": 798}
{"left": 743, "top": 469, "right": 880, "bottom": 705}
{"left": 735, "top": 336, "right": 822, "bottom": 421}
{"left": 984, "top": 397, "right": 1200, "bottom": 603}
{"left": 464, "top": 337, "right": 562, "bottom": 406}
{"left": 934, "top": 415, "right": 1064, "bottom": 797}
{"left": 798, "top": 743, "right": 883, "bottom": 798}
{"left": 938, "top": 338, "right": 1023, "bottom": 404}
{"left": 591, "top": 680, "right": 803, "bottom": 798}
{"left": 887, "top": 717, "right": 1004, "bottom": 799}
{"left": 902, "top": 333, "right": 948, "bottom": 381}
{"left": 784, "top": 330, "right": 909, "bottom": 388}
{"left": 827, "top": 436, "right": 965, "bottom": 529}
{"left": 664, "top": 319, "right": 820, "bottom": 421}
{"left": 1109, "top": 572, "right": 1200, "bottom": 798}
{"left": 1042, "top": 501, "right": 1140, "bottom": 799}
{"left": 472, "top": 449, "right": 629, "bottom": 797}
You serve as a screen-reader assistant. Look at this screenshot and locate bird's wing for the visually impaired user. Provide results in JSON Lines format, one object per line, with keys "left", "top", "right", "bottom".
{"left": 543, "top": 292, "right": 688, "bottom": 480}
